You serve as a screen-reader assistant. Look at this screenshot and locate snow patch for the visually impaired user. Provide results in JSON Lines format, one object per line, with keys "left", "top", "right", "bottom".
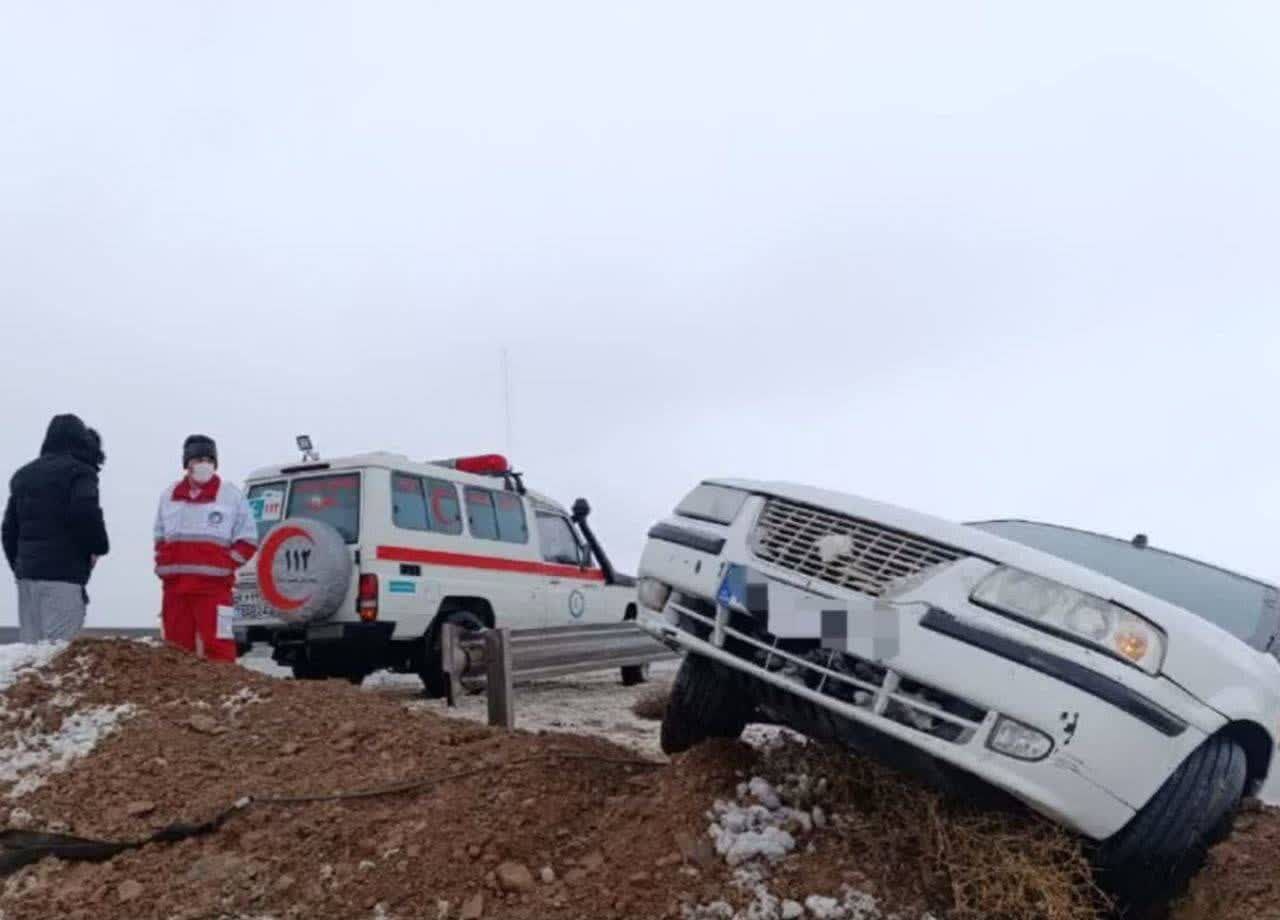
{"left": 687, "top": 766, "right": 916, "bottom": 920}
{"left": 707, "top": 776, "right": 815, "bottom": 866}
{"left": 0, "top": 643, "right": 65, "bottom": 694}
{"left": 0, "top": 704, "right": 136, "bottom": 798}
{"left": 222, "top": 686, "right": 266, "bottom": 714}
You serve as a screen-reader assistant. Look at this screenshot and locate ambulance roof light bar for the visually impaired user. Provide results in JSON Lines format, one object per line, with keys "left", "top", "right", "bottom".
{"left": 429, "top": 453, "right": 526, "bottom": 494}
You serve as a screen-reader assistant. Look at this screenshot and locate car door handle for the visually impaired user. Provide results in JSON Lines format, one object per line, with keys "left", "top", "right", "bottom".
{"left": 548, "top": 578, "right": 562, "bottom": 585}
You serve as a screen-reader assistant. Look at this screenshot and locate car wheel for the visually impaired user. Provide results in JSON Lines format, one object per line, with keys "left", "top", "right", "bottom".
{"left": 290, "top": 661, "right": 325, "bottom": 680}
{"left": 1094, "top": 734, "right": 1247, "bottom": 909}
{"left": 660, "top": 654, "right": 751, "bottom": 755}
{"left": 419, "top": 611, "right": 486, "bottom": 698}
{"left": 621, "top": 663, "right": 650, "bottom": 686}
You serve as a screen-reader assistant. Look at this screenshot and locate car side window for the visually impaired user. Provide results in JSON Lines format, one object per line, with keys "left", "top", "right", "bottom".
{"left": 465, "top": 487, "right": 499, "bottom": 540}
{"left": 536, "top": 512, "right": 580, "bottom": 565}
{"left": 425, "top": 478, "right": 463, "bottom": 535}
{"left": 391, "top": 474, "right": 429, "bottom": 531}
{"left": 493, "top": 491, "right": 529, "bottom": 544}
{"left": 465, "top": 486, "right": 527, "bottom": 543}
{"left": 394, "top": 474, "right": 464, "bottom": 535}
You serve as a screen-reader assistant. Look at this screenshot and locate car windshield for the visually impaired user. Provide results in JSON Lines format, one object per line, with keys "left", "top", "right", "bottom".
{"left": 971, "top": 520, "right": 1276, "bottom": 646}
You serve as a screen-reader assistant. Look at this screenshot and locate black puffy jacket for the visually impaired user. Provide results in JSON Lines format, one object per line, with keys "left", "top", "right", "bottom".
{"left": 2, "top": 415, "right": 110, "bottom": 585}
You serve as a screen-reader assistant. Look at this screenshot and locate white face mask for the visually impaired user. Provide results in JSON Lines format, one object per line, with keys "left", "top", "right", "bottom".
{"left": 189, "top": 461, "right": 216, "bottom": 484}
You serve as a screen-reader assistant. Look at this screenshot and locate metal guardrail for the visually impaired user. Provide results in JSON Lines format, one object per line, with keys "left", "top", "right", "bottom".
{"left": 0, "top": 627, "right": 158, "bottom": 644}
{"left": 439, "top": 621, "right": 678, "bottom": 728}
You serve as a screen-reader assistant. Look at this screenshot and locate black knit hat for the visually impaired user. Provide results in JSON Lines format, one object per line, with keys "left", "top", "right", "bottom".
{"left": 182, "top": 434, "right": 218, "bottom": 468}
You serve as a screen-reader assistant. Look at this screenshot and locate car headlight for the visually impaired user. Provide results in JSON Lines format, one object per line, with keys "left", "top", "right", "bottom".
{"left": 971, "top": 567, "right": 1166, "bottom": 674}
{"left": 675, "top": 484, "right": 748, "bottom": 525}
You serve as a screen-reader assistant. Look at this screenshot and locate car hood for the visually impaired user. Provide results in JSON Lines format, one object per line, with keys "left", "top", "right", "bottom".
{"left": 711, "top": 479, "right": 1272, "bottom": 705}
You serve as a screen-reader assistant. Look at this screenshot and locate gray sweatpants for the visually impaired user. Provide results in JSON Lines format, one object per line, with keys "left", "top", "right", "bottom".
{"left": 17, "top": 580, "right": 87, "bottom": 643}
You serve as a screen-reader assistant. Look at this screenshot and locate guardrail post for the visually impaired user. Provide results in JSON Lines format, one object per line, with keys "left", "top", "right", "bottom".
{"left": 485, "top": 628, "right": 514, "bottom": 729}
{"left": 440, "top": 622, "right": 462, "bottom": 708}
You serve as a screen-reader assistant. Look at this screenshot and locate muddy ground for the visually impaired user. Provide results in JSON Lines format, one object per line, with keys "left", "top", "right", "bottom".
{"left": 0, "top": 639, "right": 1275, "bottom": 920}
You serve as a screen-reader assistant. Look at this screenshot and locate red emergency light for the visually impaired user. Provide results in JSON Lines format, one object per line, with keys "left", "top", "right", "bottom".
{"left": 452, "top": 454, "right": 511, "bottom": 476}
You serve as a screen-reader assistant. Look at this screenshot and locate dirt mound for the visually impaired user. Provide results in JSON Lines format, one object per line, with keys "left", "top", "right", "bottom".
{"left": 1170, "top": 799, "right": 1280, "bottom": 920}
{"left": 0, "top": 638, "right": 1197, "bottom": 920}
{"left": 1, "top": 639, "right": 738, "bottom": 919}
{"left": 723, "top": 739, "right": 1106, "bottom": 920}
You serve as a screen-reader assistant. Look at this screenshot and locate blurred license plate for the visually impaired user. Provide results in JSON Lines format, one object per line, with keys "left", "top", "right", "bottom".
{"left": 234, "top": 588, "right": 279, "bottom": 623}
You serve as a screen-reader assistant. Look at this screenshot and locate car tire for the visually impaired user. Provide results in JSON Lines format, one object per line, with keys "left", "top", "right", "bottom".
{"left": 419, "top": 611, "right": 486, "bottom": 699}
{"left": 291, "top": 660, "right": 325, "bottom": 680}
{"left": 621, "top": 663, "right": 650, "bottom": 686}
{"left": 660, "top": 654, "right": 751, "bottom": 755}
{"left": 1094, "top": 734, "right": 1247, "bottom": 908}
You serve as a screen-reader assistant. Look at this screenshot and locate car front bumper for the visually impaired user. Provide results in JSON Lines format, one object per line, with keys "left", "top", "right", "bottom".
{"left": 640, "top": 527, "right": 1228, "bottom": 841}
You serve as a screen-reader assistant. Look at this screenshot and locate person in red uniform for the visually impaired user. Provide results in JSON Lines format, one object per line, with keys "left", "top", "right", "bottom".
{"left": 153, "top": 435, "right": 258, "bottom": 660}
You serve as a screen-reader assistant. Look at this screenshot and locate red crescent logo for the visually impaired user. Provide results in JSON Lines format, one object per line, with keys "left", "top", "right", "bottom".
{"left": 258, "top": 525, "right": 315, "bottom": 612}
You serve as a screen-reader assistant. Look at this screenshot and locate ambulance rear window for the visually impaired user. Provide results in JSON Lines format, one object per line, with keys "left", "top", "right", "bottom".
{"left": 246, "top": 481, "right": 286, "bottom": 541}
{"left": 286, "top": 474, "right": 361, "bottom": 543}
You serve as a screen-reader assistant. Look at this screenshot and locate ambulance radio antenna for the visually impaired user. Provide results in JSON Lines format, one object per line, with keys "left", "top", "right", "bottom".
{"left": 501, "top": 347, "right": 513, "bottom": 456}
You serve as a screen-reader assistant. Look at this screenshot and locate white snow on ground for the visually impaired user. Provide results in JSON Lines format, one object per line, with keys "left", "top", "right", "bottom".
{"left": 237, "top": 646, "right": 815, "bottom": 760}
{"left": 240, "top": 648, "right": 682, "bottom": 756}
{"left": 0, "top": 642, "right": 136, "bottom": 800}
{"left": 1, "top": 704, "right": 136, "bottom": 798}
{"left": 0, "top": 643, "right": 64, "bottom": 694}
{"left": 685, "top": 765, "right": 917, "bottom": 920}
{"left": 221, "top": 686, "right": 267, "bottom": 715}
{"left": 400, "top": 662, "right": 682, "bottom": 755}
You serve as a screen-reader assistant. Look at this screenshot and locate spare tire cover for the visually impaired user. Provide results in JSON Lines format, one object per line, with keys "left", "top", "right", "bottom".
{"left": 255, "top": 518, "right": 352, "bottom": 624}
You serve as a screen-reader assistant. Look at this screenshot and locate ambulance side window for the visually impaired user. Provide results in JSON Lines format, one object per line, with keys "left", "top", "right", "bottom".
{"left": 425, "top": 478, "right": 464, "bottom": 535}
{"left": 465, "top": 487, "right": 528, "bottom": 543}
{"left": 391, "top": 474, "right": 429, "bottom": 530}
{"left": 536, "top": 513, "right": 580, "bottom": 565}
{"left": 394, "top": 474, "right": 464, "bottom": 536}
{"left": 465, "top": 488, "right": 499, "bottom": 540}
{"left": 494, "top": 491, "right": 529, "bottom": 544}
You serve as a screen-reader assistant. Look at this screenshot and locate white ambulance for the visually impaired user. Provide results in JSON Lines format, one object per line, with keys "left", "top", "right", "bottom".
{"left": 232, "top": 451, "right": 644, "bottom": 694}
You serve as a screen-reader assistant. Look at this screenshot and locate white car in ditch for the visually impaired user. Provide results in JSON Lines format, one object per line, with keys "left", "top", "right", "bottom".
{"left": 637, "top": 480, "right": 1280, "bottom": 901}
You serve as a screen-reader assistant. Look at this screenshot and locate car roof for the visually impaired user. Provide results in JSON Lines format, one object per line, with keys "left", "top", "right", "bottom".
{"left": 245, "top": 452, "right": 570, "bottom": 516}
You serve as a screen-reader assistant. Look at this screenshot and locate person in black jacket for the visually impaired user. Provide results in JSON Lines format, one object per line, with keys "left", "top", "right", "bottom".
{"left": 2, "top": 414, "right": 110, "bottom": 642}
{"left": 74, "top": 428, "right": 105, "bottom": 472}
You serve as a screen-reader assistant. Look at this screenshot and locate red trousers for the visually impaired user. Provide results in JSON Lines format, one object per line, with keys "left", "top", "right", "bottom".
{"left": 161, "top": 591, "right": 237, "bottom": 662}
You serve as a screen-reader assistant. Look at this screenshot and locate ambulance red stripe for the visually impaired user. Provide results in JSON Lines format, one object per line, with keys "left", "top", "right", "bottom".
{"left": 375, "top": 545, "right": 606, "bottom": 581}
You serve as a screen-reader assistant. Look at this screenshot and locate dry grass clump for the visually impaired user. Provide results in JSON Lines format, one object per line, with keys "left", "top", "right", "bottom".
{"left": 762, "top": 740, "right": 1110, "bottom": 920}
{"left": 1170, "top": 799, "right": 1280, "bottom": 920}
{"left": 632, "top": 682, "right": 672, "bottom": 720}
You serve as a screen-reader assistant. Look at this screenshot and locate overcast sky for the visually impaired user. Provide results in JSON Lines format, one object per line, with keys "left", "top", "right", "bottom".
{"left": 2, "top": 2, "right": 1279, "bottom": 628}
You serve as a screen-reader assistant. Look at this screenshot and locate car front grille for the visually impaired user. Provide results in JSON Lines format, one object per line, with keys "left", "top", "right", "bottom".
{"left": 750, "top": 497, "right": 964, "bottom": 597}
